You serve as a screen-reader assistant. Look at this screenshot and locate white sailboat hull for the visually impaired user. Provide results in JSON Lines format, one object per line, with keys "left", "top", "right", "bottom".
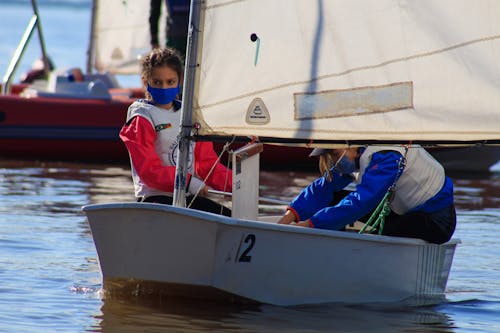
{"left": 83, "top": 202, "right": 458, "bottom": 306}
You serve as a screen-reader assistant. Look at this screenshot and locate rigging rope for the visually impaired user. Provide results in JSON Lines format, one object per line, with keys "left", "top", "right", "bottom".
{"left": 187, "top": 138, "right": 234, "bottom": 214}
{"left": 358, "top": 144, "right": 410, "bottom": 235}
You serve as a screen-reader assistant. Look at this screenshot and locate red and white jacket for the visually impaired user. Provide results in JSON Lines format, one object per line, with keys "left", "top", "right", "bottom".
{"left": 119, "top": 99, "right": 232, "bottom": 198}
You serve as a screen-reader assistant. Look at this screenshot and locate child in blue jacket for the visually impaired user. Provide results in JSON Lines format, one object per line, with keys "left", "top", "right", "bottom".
{"left": 278, "top": 146, "right": 456, "bottom": 244}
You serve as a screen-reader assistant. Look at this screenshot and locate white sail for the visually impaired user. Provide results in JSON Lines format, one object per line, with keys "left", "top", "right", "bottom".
{"left": 91, "top": 0, "right": 166, "bottom": 74}
{"left": 193, "top": 0, "right": 500, "bottom": 143}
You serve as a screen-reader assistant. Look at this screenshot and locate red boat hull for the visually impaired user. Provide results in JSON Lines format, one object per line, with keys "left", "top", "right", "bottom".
{"left": 0, "top": 93, "right": 130, "bottom": 163}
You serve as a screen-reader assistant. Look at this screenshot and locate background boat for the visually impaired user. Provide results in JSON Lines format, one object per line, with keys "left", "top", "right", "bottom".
{"left": 0, "top": 0, "right": 145, "bottom": 163}
{"left": 428, "top": 146, "right": 500, "bottom": 173}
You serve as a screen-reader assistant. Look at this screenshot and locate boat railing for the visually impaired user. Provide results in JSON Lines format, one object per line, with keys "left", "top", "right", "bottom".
{"left": 1, "top": 0, "right": 49, "bottom": 95}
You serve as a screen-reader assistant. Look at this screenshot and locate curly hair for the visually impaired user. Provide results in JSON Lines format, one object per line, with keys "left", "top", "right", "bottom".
{"left": 141, "top": 47, "right": 184, "bottom": 99}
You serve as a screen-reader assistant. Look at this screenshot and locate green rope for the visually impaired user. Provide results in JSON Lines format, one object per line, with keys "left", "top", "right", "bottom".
{"left": 358, "top": 145, "right": 410, "bottom": 235}
{"left": 358, "top": 190, "right": 392, "bottom": 235}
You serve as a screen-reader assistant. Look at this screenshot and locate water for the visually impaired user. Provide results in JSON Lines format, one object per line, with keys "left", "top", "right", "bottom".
{"left": 0, "top": 159, "right": 499, "bottom": 332}
{"left": 1, "top": 2, "right": 500, "bottom": 332}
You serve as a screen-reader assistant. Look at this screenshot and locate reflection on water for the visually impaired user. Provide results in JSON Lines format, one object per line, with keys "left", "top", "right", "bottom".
{"left": 453, "top": 176, "right": 500, "bottom": 210}
{"left": 0, "top": 159, "right": 134, "bottom": 205}
{"left": 91, "top": 295, "right": 457, "bottom": 333}
{"left": 0, "top": 160, "right": 499, "bottom": 332}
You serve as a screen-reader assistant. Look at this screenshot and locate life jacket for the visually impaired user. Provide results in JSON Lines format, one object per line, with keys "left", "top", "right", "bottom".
{"left": 358, "top": 145, "right": 445, "bottom": 214}
{"left": 126, "top": 99, "right": 195, "bottom": 197}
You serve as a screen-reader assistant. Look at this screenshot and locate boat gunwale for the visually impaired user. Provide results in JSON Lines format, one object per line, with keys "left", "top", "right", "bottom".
{"left": 82, "top": 202, "right": 461, "bottom": 247}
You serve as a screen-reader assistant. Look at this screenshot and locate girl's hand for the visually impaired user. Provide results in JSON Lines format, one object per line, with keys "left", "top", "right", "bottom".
{"left": 293, "top": 220, "right": 312, "bottom": 228}
{"left": 200, "top": 185, "right": 209, "bottom": 196}
{"left": 278, "top": 210, "right": 296, "bottom": 224}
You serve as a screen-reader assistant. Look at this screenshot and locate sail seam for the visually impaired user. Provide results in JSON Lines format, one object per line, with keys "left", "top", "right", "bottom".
{"left": 205, "top": 0, "right": 247, "bottom": 10}
{"left": 198, "top": 34, "right": 500, "bottom": 110}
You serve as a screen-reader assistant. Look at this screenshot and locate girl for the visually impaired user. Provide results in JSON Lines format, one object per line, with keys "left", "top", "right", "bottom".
{"left": 120, "top": 47, "right": 232, "bottom": 216}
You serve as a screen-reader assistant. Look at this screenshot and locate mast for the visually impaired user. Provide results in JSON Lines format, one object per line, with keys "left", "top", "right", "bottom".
{"left": 30, "top": 0, "right": 50, "bottom": 78}
{"left": 173, "top": 0, "right": 202, "bottom": 207}
{"left": 86, "top": 0, "right": 98, "bottom": 74}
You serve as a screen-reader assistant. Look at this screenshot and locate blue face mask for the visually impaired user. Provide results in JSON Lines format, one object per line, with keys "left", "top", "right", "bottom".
{"left": 147, "top": 84, "right": 180, "bottom": 105}
{"left": 336, "top": 155, "right": 357, "bottom": 175}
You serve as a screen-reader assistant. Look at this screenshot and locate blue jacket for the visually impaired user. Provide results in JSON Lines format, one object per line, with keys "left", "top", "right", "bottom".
{"left": 289, "top": 150, "right": 454, "bottom": 230}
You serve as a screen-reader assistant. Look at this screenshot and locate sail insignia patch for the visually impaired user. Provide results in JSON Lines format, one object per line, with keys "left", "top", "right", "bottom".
{"left": 246, "top": 98, "right": 270, "bottom": 125}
